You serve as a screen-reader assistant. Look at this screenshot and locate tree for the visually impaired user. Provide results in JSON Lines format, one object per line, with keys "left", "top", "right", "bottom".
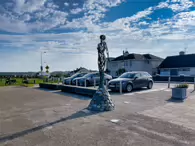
{"left": 116, "top": 68, "right": 126, "bottom": 76}
{"left": 45, "top": 65, "right": 49, "bottom": 73}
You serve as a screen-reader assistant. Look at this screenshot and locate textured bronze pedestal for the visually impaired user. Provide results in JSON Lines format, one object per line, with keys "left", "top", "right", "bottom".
{"left": 88, "top": 86, "right": 114, "bottom": 111}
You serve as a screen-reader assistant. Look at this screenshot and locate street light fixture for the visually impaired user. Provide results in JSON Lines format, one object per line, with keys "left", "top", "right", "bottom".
{"left": 41, "top": 51, "right": 46, "bottom": 76}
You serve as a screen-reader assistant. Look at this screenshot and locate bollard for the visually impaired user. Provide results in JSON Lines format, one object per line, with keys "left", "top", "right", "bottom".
{"left": 194, "top": 77, "right": 195, "bottom": 90}
{"left": 106, "top": 80, "right": 108, "bottom": 90}
{"left": 168, "top": 76, "right": 171, "bottom": 88}
{"left": 85, "top": 79, "right": 87, "bottom": 87}
{"left": 94, "top": 79, "right": 96, "bottom": 88}
{"left": 76, "top": 79, "right": 78, "bottom": 86}
{"left": 34, "top": 80, "right": 36, "bottom": 84}
{"left": 58, "top": 78, "right": 60, "bottom": 84}
{"left": 120, "top": 80, "right": 122, "bottom": 94}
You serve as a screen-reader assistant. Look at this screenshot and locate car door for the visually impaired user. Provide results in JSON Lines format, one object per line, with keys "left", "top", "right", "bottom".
{"left": 141, "top": 73, "right": 149, "bottom": 87}
{"left": 133, "top": 73, "right": 142, "bottom": 88}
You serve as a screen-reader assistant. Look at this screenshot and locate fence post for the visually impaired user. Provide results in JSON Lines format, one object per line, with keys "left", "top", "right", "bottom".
{"left": 194, "top": 77, "right": 195, "bottom": 90}
{"left": 120, "top": 80, "right": 122, "bottom": 94}
{"left": 168, "top": 76, "right": 171, "bottom": 88}
{"left": 85, "top": 79, "right": 87, "bottom": 87}
{"left": 76, "top": 79, "right": 78, "bottom": 86}
{"left": 94, "top": 78, "right": 96, "bottom": 88}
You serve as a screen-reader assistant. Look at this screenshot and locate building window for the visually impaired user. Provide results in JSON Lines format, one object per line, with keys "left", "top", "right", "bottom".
{"left": 125, "top": 61, "right": 128, "bottom": 67}
{"left": 112, "top": 63, "right": 117, "bottom": 68}
{"left": 161, "top": 69, "right": 169, "bottom": 72}
{"left": 179, "top": 68, "right": 190, "bottom": 71}
{"left": 129, "top": 61, "right": 132, "bottom": 66}
{"left": 145, "top": 60, "right": 150, "bottom": 64}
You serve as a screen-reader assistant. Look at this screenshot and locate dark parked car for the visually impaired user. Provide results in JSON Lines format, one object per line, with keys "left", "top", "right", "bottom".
{"left": 63, "top": 73, "right": 87, "bottom": 85}
{"left": 73, "top": 72, "right": 112, "bottom": 86}
{"left": 108, "top": 71, "right": 153, "bottom": 92}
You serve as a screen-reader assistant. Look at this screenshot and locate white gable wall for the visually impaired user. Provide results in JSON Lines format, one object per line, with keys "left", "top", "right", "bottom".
{"left": 107, "top": 59, "right": 162, "bottom": 77}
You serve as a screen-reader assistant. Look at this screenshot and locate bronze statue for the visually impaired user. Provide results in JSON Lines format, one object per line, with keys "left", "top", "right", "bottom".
{"left": 88, "top": 35, "right": 115, "bottom": 112}
{"left": 98, "top": 35, "right": 109, "bottom": 88}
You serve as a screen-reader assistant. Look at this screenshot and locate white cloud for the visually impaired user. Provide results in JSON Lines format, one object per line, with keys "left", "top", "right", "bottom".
{"left": 72, "top": 3, "right": 79, "bottom": 6}
{"left": 0, "top": 15, "right": 29, "bottom": 33}
{"left": 0, "top": 0, "right": 69, "bottom": 33}
{"left": 64, "top": 2, "right": 69, "bottom": 6}
{"left": 70, "top": 8, "right": 83, "bottom": 14}
{"left": 14, "top": 0, "right": 47, "bottom": 14}
{"left": 155, "top": 0, "right": 194, "bottom": 12}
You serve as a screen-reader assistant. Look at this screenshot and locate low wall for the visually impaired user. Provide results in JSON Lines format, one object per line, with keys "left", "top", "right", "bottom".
{"left": 153, "top": 76, "right": 195, "bottom": 82}
{"left": 39, "top": 83, "right": 62, "bottom": 90}
{"left": 61, "top": 85, "right": 96, "bottom": 97}
{"left": 39, "top": 83, "right": 96, "bottom": 97}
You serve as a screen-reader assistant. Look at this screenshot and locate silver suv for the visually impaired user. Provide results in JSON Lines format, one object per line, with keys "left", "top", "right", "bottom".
{"left": 72, "top": 72, "right": 112, "bottom": 86}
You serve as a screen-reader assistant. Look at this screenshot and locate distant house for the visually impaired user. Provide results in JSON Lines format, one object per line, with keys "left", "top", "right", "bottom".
{"left": 106, "top": 51, "right": 163, "bottom": 77}
{"left": 69, "top": 67, "right": 89, "bottom": 76}
{"left": 158, "top": 52, "right": 195, "bottom": 76}
{"left": 37, "top": 72, "right": 50, "bottom": 77}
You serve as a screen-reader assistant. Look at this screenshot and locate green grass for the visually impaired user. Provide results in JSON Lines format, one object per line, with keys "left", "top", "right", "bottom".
{"left": 0, "top": 78, "right": 44, "bottom": 87}
{"left": 0, "top": 78, "right": 61, "bottom": 87}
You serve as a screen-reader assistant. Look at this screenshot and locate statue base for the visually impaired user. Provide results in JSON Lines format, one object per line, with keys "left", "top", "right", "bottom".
{"left": 88, "top": 87, "right": 115, "bottom": 112}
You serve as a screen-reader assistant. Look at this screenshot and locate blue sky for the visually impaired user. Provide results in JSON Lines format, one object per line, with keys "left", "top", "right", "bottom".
{"left": 0, "top": 0, "right": 195, "bottom": 72}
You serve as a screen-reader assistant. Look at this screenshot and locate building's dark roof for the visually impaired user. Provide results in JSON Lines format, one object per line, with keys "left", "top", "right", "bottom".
{"left": 143, "top": 54, "right": 163, "bottom": 60}
{"left": 112, "top": 53, "right": 163, "bottom": 61}
{"left": 158, "top": 54, "right": 195, "bottom": 69}
{"left": 107, "top": 57, "right": 115, "bottom": 61}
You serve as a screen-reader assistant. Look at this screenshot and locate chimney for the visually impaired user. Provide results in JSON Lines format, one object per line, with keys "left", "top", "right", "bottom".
{"left": 123, "top": 51, "right": 129, "bottom": 56}
{"left": 179, "top": 51, "right": 185, "bottom": 55}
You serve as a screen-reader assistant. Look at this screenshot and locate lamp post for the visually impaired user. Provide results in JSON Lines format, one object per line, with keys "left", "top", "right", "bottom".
{"left": 40, "top": 51, "right": 46, "bottom": 77}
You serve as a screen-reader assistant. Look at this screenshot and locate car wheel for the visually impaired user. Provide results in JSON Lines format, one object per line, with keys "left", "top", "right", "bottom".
{"left": 126, "top": 84, "right": 133, "bottom": 92}
{"left": 147, "top": 81, "right": 153, "bottom": 89}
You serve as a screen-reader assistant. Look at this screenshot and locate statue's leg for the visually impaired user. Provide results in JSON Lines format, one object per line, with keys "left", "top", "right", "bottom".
{"left": 99, "top": 71, "right": 104, "bottom": 89}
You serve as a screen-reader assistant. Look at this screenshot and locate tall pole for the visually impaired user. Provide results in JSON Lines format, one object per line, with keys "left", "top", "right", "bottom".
{"left": 123, "top": 50, "right": 125, "bottom": 68}
{"left": 41, "top": 52, "right": 43, "bottom": 76}
{"left": 40, "top": 51, "right": 46, "bottom": 77}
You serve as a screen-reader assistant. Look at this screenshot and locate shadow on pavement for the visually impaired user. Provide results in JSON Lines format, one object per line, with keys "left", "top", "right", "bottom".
{"left": 54, "top": 91, "right": 91, "bottom": 100}
{"left": 109, "top": 87, "right": 149, "bottom": 95}
{"left": 0, "top": 109, "right": 99, "bottom": 143}
{"left": 33, "top": 87, "right": 91, "bottom": 100}
{"left": 166, "top": 98, "right": 184, "bottom": 103}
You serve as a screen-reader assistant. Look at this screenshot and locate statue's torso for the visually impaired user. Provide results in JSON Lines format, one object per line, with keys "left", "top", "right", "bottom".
{"left": 97, "top": 42, "right": 106, "bottom": 56}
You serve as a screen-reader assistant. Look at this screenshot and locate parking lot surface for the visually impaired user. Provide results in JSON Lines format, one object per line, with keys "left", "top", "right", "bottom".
{"left": 1, "top": 83, "right": 195, "bottom": 146}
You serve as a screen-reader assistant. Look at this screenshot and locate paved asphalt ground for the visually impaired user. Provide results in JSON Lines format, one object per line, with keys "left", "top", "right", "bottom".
{"left": 1, "top": 83, "right": 195, "bottom": 146}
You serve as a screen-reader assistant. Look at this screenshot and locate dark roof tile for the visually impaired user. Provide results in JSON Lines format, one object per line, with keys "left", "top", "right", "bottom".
{"left": 158, "top": 54, "right": 195, "bottom": 68}
{"left": 112, "top": 53, "right": 163, "bottom": 61}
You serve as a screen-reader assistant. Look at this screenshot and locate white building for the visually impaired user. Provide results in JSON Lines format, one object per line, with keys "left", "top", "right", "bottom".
{"left": 158, "top": 52, "right": 195, "bottom": 76}
{"left": 106, "top": 51, "right": 163, "bottom": 77}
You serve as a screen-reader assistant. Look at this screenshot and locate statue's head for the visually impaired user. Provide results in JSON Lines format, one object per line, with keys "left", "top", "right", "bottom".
{"left": 100, "top": 35, "right": 106, "bottom": 41}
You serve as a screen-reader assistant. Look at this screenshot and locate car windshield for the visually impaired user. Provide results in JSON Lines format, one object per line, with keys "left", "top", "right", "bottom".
{"left": 71, "top": 73, "right": 80, "bottom": 78}
{"left": 119, "top": 73, "right": 136, "bottom": 79}
{"left": 83, "top": 73, "right": 93, "bottom": 78}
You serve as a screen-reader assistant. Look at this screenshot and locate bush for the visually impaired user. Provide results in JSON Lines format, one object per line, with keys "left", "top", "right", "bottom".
{"left": 175, "top": 84, "right": 189, "bottom": 88}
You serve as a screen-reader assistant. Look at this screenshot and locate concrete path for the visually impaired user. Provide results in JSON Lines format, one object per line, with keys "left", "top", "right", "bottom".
{"left": 1, "top": 84, "right": 195, "bottom": 146}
